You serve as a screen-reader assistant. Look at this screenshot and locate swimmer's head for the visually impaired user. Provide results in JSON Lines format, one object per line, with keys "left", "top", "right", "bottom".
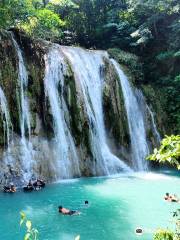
{"left": 166, "top": 193, "right": 169, "bottom": 196}
{"left": 85, "top": 200, "right": 88, "bottom": 204}
{"left": 58, "top": 206, "right": 62, "bottom": 210}
{"left": 135, "top": 228, "right": 143, "bottom": 235}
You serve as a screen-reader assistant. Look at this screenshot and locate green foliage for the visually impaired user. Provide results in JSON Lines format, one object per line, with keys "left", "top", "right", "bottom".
{"left": 153, "top": 209, "right": 180, "bottom": 240}
{"left": 147, "top": 135, "right": 180, "bottom": 169}
{"left": 108, "top": 48, "right": 143, "bottom": 83}
{"left": 0, "top": 0, "right": 64, "bottom": 41}
{"left": 153, "top": 229, "right": 174, "bottom": 240}
{"left": 75, "top": 236, "right": 80, "bottom": 240}
{"left": 20, "top": 212, "right": 39, "bottom": 240}
{"left": 156, "top": 51, "right": 175, "bottom": 61}
{"left": 173, "top": 209, "right": 180, "bottom": 240}
{"left": 19, "top": 8, "right": 64, "bottom": 40}
{"left": 19, "top": 211, "right": 80, "bottom": 240}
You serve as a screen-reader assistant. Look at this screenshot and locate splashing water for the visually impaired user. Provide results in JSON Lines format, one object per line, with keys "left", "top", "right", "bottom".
{"left": 44, "top": 46, "right": 80, "bottom": 179}
{"left": 111, "top": 59, "right": 149, "bottom": 171}
{"left": 61, "top": 47, "right": 132, "bottom": 175}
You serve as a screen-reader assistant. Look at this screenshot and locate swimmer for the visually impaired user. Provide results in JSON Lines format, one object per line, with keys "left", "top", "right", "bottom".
{"left": 171, "top": 194, "right": 179, "bottom": 203}
{"left": 164, "top": 193, "right": 171, "bottom": 201}
{"left": 85, "top": 200, "right": 89, "bottom": 205}
{"left": 164, "top": 193, "right": 179, "bottom": 202}
{"left": 10, "top": 183, "right": 16, "bottom": 193}
{"left": 135, "top": 228, "right": 143, "bottom": 235}
{"left": 58, "top": 206, "right": 80, "bottom": 216}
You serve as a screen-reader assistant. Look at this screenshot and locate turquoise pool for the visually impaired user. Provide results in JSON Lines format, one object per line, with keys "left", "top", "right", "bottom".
{"left": 0, "top": 171, "right": 179, "bottom": 240}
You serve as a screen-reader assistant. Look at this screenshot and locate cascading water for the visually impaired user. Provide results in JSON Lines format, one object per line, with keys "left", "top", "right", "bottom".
{"left": 0, "top": 86, "right": 12, "bottom": 148}
{"left": 147, "top": 105, "right": 161, "bottom": 144}
{"left": 111, "top": 59, "right": 149, "bottom": 171}
{"left": 61, "top": 47, "right": 132, "bottom": 175}
{"left": 44, "top": 46, "right": 80, "bottom": 179}
{"left": 11, "top": 34, "right": 34, "bottom": 181}
{"left": 0, "top": 86, "right": 15, "bottom": 168}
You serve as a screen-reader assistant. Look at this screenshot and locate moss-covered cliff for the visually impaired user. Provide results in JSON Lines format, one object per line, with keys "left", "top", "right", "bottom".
{"left": 0, "top": 30, "right": 19, "bottom": 142}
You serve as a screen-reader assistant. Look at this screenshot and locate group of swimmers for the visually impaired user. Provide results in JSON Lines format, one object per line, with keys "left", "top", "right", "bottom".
{"left": 58, "top": 201, "right": 89, "bottom": 216}
{"left": 23, "top": 179, "right": 45, "bottom": 192}
{"left": 3, "top": 179, "right": 45, "bottom": 193}
{"left": 164, "top": 192, "right": 179, "bottom": 202}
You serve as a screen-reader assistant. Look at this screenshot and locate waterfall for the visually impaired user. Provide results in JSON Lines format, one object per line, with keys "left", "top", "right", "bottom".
{"left": 11, "top": 34, "right": 33, "bottom": 181}
{"left": 0, "top": 87, "right": 12, "bottom": 148}
{"left": 61, "top": 47, "right": 132, "bottom": 175}
{"left": 147, "top": 105, "right": 161, "bottom": 144}
{"left": 44, "top": 46, "right": 80, "bottom": 179}
{"left": 111, "top": 60, "right": 149, "bottom": 171}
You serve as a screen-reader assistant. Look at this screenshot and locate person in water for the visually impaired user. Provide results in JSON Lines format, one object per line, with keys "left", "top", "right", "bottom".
{"left": 4, "top": 183, "right": 16, "bottom": 193}
{"left": 10, "top": 183, "right": 16, "bottom": 192}
{"left": 164, "top": 192, "right": 171, "bottom": 201}
{"left": 164, "top": 193, "right": 179, "bottom": 202}
{"left": 27, "top": 180, "right": 33, "bottom": 189}
{"left": 33, "top": 179, "right": 44, "bottom": 190}
{"left": 58, "top": 206, "right": 80, "bottom": 216}
{"left": 135, "top": 228, "right": 143, "bottom": 235}
{"left": 171, "top": 194, "right": 179, "bottom": 202}
{"left": 84, "top": 200, "right": 89, "bottom": 207}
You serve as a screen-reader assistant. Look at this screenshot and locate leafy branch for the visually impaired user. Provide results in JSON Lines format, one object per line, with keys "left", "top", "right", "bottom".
{"left": 20, "top": 212, "right": 39, "bottom": 240}
{"left": 147, "top": 135, "right": 180, "bottom": 170}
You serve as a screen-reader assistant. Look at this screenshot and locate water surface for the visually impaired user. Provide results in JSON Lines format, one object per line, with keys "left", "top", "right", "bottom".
{"left": 0, "top": 171, "right": 179, "bottom": 240}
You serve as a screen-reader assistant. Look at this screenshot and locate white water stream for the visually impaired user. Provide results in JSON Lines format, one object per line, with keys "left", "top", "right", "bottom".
{"left": 44, "top": 46, "right": 80, "bottom": 179}
{"left": 11, "top": 34, "right": 34, "bottom": 181}
{"left": 62, "top": 47, "right": 132, "bottom": 175}
{"left": 111, "top": 60, "right": 149, "bottom": 171}
{"left": 147, "top": 105, "right": 161, "bottom": 144}
{"left": 0, "top": 86, "right": 11, "bottom": 148}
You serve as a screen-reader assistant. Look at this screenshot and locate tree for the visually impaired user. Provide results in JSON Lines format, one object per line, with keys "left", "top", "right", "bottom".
{"left": 147, "top": 135, "right": 180, "bottom": 169}
{"left": 19, "top": 8, "right": 65, "bottom": 40}
{"left": 0, "top": 0, "right": 64, "bottom": 41}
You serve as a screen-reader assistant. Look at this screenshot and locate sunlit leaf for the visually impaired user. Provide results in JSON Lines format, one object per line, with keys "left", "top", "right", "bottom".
{"left": 75, "top": 235, "right": 80, "bottom": 240}
{"left": 26, "top": 220, "right": 32, "bottom": 231}
{"left": 20, "top": 212, "right": 26, "bottom": 226}
{"left": 24, "top": 232, "right": 31, "bottom": 240}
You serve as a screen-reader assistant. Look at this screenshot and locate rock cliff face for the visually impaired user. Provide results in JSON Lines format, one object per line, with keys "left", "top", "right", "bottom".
{"left": 103, "top": 60, "right": 131, "bottom": 164}
{"left": 0, "top": 30, "right": 162, "bottom": 188}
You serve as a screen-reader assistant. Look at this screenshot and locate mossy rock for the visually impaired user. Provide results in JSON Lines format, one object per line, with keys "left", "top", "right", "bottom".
{"left": 141, "top": 84, "right": 168, "bottom": 136}
{"left": 108, "top": 48, "right": 144, "bottom": 85}
{"left": 0, "top": 30, "right": 20, "bottom": 140}
{"left": 103, "top": 58, "right": 130, "bottom": 148}
{"left": 63, "top": 65, "right": 92, "bottom": 156}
